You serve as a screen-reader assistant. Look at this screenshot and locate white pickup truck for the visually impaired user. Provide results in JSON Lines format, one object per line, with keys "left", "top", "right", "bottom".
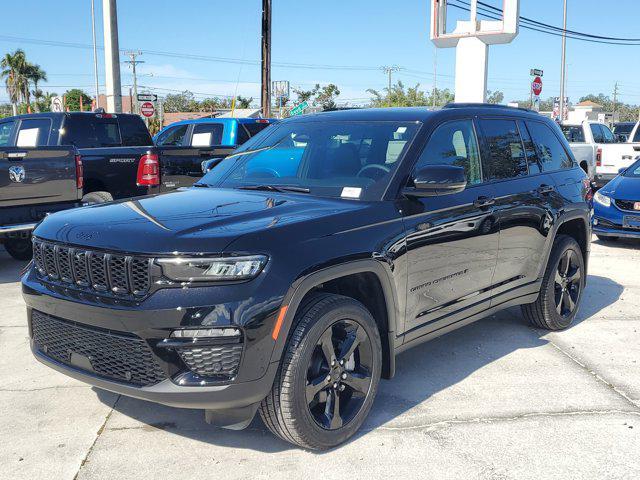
{"left": 560, "top": 120, "right": 640, "bottom": 187}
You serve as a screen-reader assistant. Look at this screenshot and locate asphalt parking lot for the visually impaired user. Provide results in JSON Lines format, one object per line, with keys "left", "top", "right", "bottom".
{"left": 1, "top": 238, "right": 639, "bottom": 480}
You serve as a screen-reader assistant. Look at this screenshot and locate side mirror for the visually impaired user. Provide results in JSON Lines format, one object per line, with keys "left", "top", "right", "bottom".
{"left": 618, "top": 167, "right": 628, "bottom": 175}
{"left": 201, "top": 157, "right": 224, "bottom": 173}
{"left": 404, "top": 165, "right": 467, "bottom": 197}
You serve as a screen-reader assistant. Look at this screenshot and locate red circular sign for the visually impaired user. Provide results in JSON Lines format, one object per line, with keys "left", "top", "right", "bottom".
{"left": 532, "top": 77, "right": 543, "bottom": 96}
{"left": 140, "top": 101, "right": 155, "bottom": 117}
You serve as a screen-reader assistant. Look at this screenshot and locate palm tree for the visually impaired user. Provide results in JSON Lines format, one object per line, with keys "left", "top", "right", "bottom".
{"left": 1, "top": 49, "right": 28, "bottom": 115}
{"left": 27, "top": 64, "right": 47, "bottom": 112}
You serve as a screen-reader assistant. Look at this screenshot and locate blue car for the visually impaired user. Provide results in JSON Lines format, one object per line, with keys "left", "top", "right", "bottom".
{"left": 593, "top": 157, "right": 640, "bottom": 241}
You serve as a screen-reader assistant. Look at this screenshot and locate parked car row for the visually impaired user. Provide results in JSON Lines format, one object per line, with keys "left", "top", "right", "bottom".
{"left": 0, "top": 111, "right": 275, "bottom": 259}
{"left": 560, "top": 120, "right": 640, "bottom": 188}
{"left": 21, "top": 104, "right": 593, "bottom": 449}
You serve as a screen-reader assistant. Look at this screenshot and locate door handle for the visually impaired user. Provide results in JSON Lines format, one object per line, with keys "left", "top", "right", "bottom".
{"left": 537, "top": 184, "right": 555, "bottom": 195}
{"left": 473, "top": 196, "right": 495, "bottom": 208}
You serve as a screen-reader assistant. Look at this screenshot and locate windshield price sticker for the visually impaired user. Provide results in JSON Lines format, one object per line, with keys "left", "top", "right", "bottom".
{"left": 341, "top": 187, "right": 362, "bottom": 199}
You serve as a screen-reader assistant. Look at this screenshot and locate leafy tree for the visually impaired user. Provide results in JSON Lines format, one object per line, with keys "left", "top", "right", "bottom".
{"left": 64, "top": 89, "right": 92, "bottom": 111}
{"left": 163, "top": 90, "right": 195, "bottom": 112}
{"left": 27, "top": 64, "right": 47, "bottom": 112}
{"left": 236, "top": 95, "right": 253, "bottom": 109}
{"left": 291, "top": 84, "right": 340, "bottom": 110}
{"left": 368, "top": 81, "right": 455, "bottom": 108}
{"left": 292, "top": 85, "right": 319, "bottom": 103}
{"left": 486, "top": 90, "right": 504, "bottom": 104}
{"left": 1, "top": 49, "right": 28, "bottom": 115}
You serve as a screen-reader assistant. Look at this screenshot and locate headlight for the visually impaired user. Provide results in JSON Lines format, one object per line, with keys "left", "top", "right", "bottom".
{"left": 157, "top": 255, "right": 267, "bottom": 282}
{"left": 594, "top": 191, "right": 611, "bottom": 207}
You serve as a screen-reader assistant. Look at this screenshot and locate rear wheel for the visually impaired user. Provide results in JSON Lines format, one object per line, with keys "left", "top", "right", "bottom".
{"left": 4, "top": 237, "right": 33, "bottom": 261}
{"left": 259, "top": 294, "right": 381, "bottom": 450}
{"left": 522, "top": 235, "right": 585, "bottom": 331}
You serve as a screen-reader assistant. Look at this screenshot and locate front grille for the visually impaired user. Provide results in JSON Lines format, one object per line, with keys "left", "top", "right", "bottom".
{"left": 32, "top": 239, "right": 152, "bottom": 298}
{"left": 31, "top": 310, "right": 166, "bottom": 386}
{"left": 615, "top": 199, "right": 640, "bottom": 211}
{"left": 178, "top": 344, "right": 243, "bottom": 378}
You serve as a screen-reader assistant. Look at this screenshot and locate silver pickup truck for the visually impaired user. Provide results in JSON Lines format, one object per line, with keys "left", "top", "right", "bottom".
{"left": 561, "top": 120, "right": 640, "bottom": 187}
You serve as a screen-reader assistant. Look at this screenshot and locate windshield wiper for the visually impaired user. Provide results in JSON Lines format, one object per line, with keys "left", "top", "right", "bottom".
{"left": 192, "top": 183, "right": 211, "bottom": 188}
{"left": 236, "top": 184, "right": 310, "bottom": 193}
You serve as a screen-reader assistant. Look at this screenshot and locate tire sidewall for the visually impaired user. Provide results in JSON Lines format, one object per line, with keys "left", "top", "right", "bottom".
{"left": 4, "top": 237, "right": 33, "bottom": 261}
{"left": 288, "top": 300, "right": 382, "bottom": 449}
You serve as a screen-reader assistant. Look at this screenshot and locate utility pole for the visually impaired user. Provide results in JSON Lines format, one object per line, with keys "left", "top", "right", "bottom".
{"left": 261, "top": 0, "right": 272, "bottom": 117}
{"left": 432, "top": 48, "right": 437, "bottom": 108}
{"left": 90, "top": 0, "right": 100, "bottom": 109}
{"left": 381, "top": 65, "right": 400, "bottom": 92}
{"left": 102, "top": 0, "right": 122, "bottom": 113}
{"left": 612, "top": 82, "right": 619, "bottom": 120}
{"left": 559, "top": 0, "right": 568, "bottom": 122}
{"left": 124, "top": 51, "right": 144, "bottom": 114}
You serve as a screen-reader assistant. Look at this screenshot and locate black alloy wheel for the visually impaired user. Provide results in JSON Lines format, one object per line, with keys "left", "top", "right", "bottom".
{"left": 554, "top": 249, "right": 582, "bottom": 318}
{"left": 305, "top": 319, "right": 373, "bottom": 430}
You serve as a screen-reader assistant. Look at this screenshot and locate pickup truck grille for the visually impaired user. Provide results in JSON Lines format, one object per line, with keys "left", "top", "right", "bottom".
{"left": 33, "top": 239, "right": 152, "bottom": 297}
{"left": 615, "top": 199, "right": 639, "bottom": 212}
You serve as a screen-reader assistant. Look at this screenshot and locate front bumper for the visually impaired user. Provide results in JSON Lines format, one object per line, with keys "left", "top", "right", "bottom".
{"left": 22, "top": 267, "right": 282, "bottom": 411}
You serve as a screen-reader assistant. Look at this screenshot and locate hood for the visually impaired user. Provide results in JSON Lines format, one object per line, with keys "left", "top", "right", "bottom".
{"left": 602, "top": 175, "right": 640, "bottom": 200}
{"left": 34, "top": 188, "right": 365, "bottom": 254}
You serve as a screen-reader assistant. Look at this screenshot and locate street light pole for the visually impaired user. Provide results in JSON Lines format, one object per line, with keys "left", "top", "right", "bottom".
{"left": 559, "top": 0, "right": 568, "bottom": 122}
{"left": 102, "top": 0, "right": 122, "bottom": 113}
{"left": 90, "top": 0, "right": 100, "bottom": 109}
{"left": 261, "top": 0, "right": 272, "bottom": 117}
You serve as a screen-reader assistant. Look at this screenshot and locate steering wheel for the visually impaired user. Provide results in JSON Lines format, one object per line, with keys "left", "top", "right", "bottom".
{"left": 246, "top": 168, "right": 281, "bottom": 179}
{"left": 357, "top": 163, "right": 390, "bottom": 180}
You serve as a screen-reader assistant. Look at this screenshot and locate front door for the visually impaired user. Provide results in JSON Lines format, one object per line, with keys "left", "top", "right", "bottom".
{"left": 402, "top": 118, "right": 499, "bottom": 340}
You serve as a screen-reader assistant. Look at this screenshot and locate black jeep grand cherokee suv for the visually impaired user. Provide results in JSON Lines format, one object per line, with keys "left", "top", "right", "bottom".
{"left": 22, "top": 105, "right": 591, "bottom": 449}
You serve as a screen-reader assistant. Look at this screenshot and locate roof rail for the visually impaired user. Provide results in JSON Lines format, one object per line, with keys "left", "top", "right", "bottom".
{"left": 443, "top": 103, "right": 535, "bottom": 113}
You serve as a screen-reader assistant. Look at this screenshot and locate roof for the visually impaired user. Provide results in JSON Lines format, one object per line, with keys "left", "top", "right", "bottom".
{"left": 161, "top": 117, "right": 277, "bottom": 130}
{"left": 216, "top": 108, "right": 262, "bottom": 118}
{"left": 283, "top": 104, "right": 541, "bottom": 123}
{"left": 161, "top": 112, "right": 215, "bottom": 127}
{"left": 575, "top": 100, "right": 603, "bottom": 108}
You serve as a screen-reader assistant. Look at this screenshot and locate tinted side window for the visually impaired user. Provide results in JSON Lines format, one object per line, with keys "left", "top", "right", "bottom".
{"left": 191, "top": 123, "right": 224, "bottom": 146}
{"left": 527, "top": 121, "right": 574, "bottom": 172}
{"left": 415, "top": 119, "right": 483, "bottom": 185}
{"left": 156, "top": 125, "right": 188, "bottom": 146}
{"left": 0, "top": 121, "right": 15, "bottom": 147}
{"left": 519, "top": 120, "right": 542, "bottom": 175}
{"left": 118, "top": 115, "right": 152, "bottom": 146}
{"left": 244, "top": 122, "right": 271, "bottom": 137}
{"left": 560, "top": 125, "right": 585, "bottom": 143}
{"left": 236, "top": 124, "right": 250, "bottom": 145}
{"left": 61, "top": 116, "right": 121, "bottom": 148}
{"left": 590, "top": 124, "right": 605, "bottom": 143}
{"left": 16, "top": 118, "right": 51, "bottom": 147}
{"left": 635, "top": 127, "right": 640, "bottom": 143}
{"left": 600, "top": 125, "right": 616, "bottom": 143}
{"left": 479, "top": 119, "right": 528, "bottom": 180}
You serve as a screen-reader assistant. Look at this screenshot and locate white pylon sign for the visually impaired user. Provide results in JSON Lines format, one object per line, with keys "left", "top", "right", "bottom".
{"left": 430, "top": 0, "right": 520, "bottom": 103}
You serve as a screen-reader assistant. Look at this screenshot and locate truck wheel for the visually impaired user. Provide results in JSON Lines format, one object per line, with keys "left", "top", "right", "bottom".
{"left": 82, "top": 191, "right": 113, "bottom": 205}
{"left": 4, "top": 237, "right": 33, "bottom": 261}
{"left": 259, "top": 294, "right": 382, "bottom": 450}
{"left": 522, "top": 235, "right": 585, "bottom": 331}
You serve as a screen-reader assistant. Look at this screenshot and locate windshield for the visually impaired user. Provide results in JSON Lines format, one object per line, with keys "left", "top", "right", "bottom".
{"left": 197, "top": 120, "right": 420, "bottom": 200}
{"left": 623, "top": 157, "right": 640, "bottom": 177}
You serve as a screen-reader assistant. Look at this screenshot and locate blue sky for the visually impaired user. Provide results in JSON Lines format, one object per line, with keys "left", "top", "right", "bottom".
{"left": 1, "top": 0, "right": 639, "bottom": 106}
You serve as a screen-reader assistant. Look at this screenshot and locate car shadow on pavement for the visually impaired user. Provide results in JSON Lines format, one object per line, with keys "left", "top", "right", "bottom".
{"left": 97, "top": 274, "right": 623, "bottom": 453}
{"left": 592, "top": 237, "right": 640, "bottom": 250}
{"left": 0, "top": 252, "right": 27, "bottom": 284}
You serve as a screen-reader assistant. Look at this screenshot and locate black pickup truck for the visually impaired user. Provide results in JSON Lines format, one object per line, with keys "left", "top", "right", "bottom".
{"left": 0, "top": 112, "right": 239, "bottom": 259}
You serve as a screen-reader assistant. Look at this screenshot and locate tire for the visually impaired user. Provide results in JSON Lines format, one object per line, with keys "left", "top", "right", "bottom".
{"left": 82, "top": 191, "right": 113, "bottom": 204}
{"left": 522, "top": 235, "right": 585, "bottom": 331}
{"left": 259, "top": 293, "right": 382, "bottom": 450}
{"left": 4, "top": 237, "right": 33, "bottom": 261}
{"left": 596, "top": 235, "right": 618, "bottom": 242}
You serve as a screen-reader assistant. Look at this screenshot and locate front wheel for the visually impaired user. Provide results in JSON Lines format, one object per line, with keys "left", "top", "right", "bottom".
{"left": 259, "top": 294, "right": 382, "bottom": 450}
{"left": 522, "top": 235, "right": 585, "bottom": 330}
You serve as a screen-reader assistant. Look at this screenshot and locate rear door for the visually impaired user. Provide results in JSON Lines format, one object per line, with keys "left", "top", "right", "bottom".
{"left": 0, "top": 117, "right": 78, "bottom": 208}
{"left": 477, "top": 117, "right": 556, "bottom": 300}
{"left": 155, "top": 122, "right": 234, "bottom": 191}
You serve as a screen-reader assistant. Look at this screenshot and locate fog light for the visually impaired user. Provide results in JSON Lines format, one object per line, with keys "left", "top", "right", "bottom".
{"left": 171, "top": 328, "right": 241, "bottom": 338}
{"left": 593, "top": 218, "right": 599, "bottom": 225}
